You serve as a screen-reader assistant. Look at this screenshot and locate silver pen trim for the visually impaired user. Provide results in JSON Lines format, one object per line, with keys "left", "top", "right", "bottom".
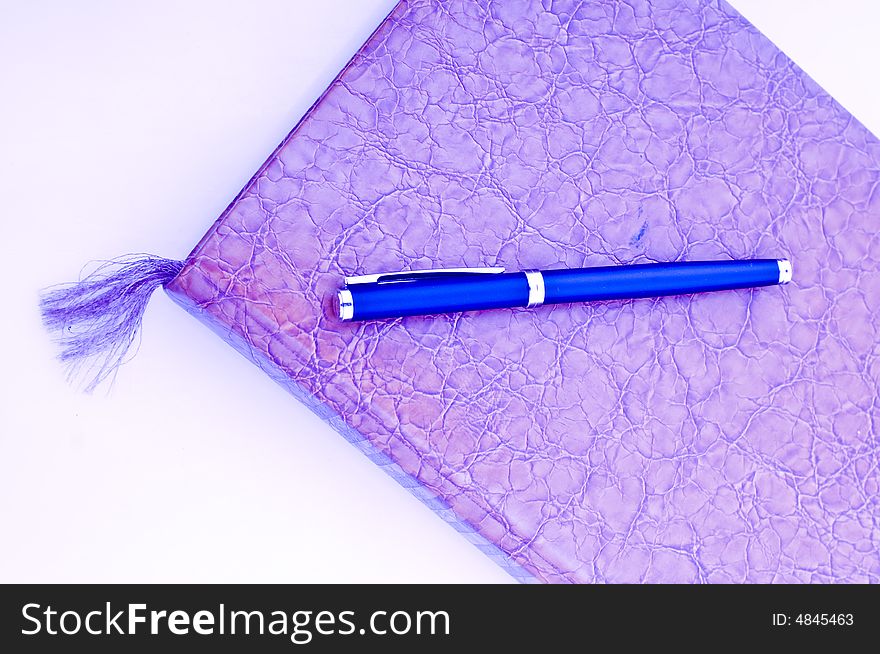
{"left": 777, "top": 259, "right": 793, "bottom": 284}
{"left": 337, "top": 289, "right": 354, "bottom": 320}
{"left": 524, "top": 270, "right": 545, "bottom": 308}
{"left": 345, "top": 266, "right": 505, "bottom": 285}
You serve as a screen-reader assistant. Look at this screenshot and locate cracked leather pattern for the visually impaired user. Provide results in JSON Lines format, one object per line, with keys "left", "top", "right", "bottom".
{"left": 166, "top": 0, "right": 880, "bottom": 582}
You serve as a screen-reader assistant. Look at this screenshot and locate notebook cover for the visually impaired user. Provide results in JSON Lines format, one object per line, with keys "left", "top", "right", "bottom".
{"left": 165, "top": 0, "right": 880, "bottom": 583}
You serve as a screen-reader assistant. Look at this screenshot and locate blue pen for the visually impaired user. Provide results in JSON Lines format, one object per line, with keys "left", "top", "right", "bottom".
{"left": 336, "top": 259, "right": 792, "bottom": 321}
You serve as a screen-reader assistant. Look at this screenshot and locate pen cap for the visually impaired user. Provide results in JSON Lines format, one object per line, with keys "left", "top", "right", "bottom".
{"left": 339, "top": 272, "right": 531, "bottom": 321}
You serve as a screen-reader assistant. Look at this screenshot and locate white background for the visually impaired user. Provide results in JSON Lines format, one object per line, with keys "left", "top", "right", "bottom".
{"left": 1, "top": 1, "right": 878, "bottom": 583}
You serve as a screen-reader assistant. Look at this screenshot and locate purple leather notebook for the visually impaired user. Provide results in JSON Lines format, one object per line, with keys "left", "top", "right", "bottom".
{"left": 160, "top": 0, "right": 879, "bottom": 582}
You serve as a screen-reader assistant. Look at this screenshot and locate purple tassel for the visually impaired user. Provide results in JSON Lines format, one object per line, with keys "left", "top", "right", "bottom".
{"left": 40, "top": 255, "right": 183, "bottom": 392}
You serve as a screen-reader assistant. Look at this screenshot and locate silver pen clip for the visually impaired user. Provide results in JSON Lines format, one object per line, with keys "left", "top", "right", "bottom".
{"left": 344, "top": 266, "right": 505, "bottom": 286}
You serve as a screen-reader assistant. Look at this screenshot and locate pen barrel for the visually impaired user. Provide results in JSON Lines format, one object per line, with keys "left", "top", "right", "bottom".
{"left": 542, "top": 259, "right": 783, "bottom": 305}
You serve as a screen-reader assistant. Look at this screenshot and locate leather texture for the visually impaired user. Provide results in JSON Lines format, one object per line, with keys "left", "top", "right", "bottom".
{"left": 166, "top": 0, "right": 880, "bottom": 582}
